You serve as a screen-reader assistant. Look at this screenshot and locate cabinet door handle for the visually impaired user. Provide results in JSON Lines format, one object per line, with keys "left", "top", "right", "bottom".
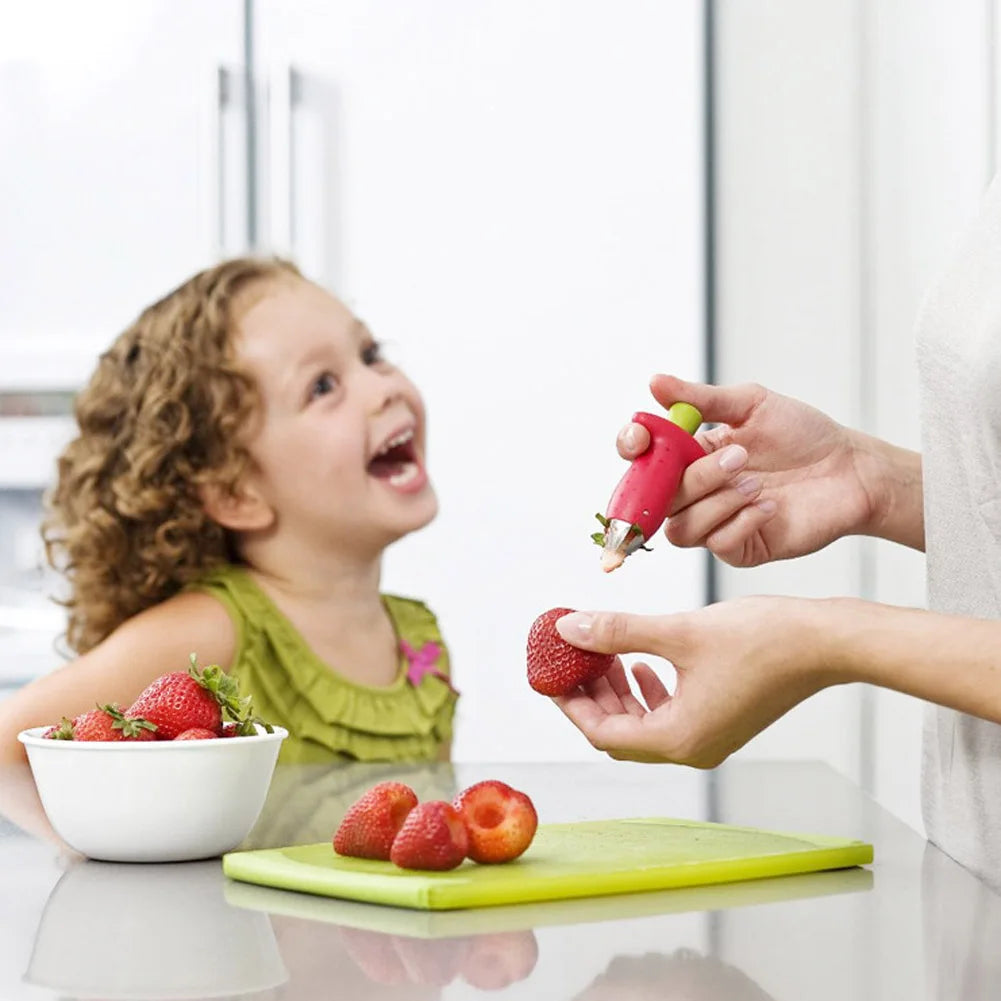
{"left": 214, "top": 64, "right": 256, "bottom": 254}
{"left": 215, "top": 65, "right": 231, "bottom": 253}
{"left": 268, "top": 64, "right": 300, "bottom": 258}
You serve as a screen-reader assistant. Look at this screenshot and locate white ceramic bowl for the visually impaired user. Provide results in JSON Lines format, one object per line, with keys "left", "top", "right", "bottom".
{"left": 18, "top": 724, "right": 287, "bottom": 862}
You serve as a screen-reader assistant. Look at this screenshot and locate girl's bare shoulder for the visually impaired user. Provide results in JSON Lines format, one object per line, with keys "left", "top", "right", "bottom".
{"left": 0, "top": 592, "right": 239, "bottom": 762}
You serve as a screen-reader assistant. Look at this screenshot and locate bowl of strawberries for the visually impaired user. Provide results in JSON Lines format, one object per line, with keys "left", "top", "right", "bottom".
{"left": 18, "top": 655, "right": 287, "bottom": 863}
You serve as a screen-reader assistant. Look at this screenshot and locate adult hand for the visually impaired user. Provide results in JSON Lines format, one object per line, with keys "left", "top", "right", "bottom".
{"left": 616, "top": 374, "right": 889, "bottom": 566}
{"left": 552, "top": 600, "right": 839, "bottom": 768}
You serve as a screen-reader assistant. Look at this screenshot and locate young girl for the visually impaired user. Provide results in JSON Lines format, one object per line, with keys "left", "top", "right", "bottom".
{"left": 0, "top": 257, "right": 457, "bottom": 765}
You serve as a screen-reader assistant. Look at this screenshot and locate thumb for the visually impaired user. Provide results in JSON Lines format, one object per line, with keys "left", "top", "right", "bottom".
{"left": 649, "top": 374, "right": 764, "bottom": 429}
{"left": 556, "top": 610, "right": 685, "bottom": 660}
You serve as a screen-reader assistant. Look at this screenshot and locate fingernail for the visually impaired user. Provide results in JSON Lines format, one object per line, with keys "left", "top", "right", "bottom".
{"left": 718, "top": 445, "right": 747, "bottom": 472}
{"left": 557, "top": 612, "right": 594, "bottom": 645}
{"left": 735, "top": 476, "right": 760, "bottom": 496}
{"left": 621, "top": 425, "right": 639, "bottom": 451}
{"left": 757, "top": 499, "right": 777, "bottom": 514}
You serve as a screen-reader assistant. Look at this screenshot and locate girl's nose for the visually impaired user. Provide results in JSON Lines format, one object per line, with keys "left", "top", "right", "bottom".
{"left": 364, "top": 367, "right": 404, "bottom": 416}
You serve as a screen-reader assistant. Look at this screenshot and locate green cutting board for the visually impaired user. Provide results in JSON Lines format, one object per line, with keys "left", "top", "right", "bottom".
{"left": 222, "top": 817, "right": 873, "bottom": 911}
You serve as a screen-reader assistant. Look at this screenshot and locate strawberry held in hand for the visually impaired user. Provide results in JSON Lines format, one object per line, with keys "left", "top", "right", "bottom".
{"left": 334, "top": 782, "right": 419, "bottom": 861}
{"left": 128, "top": 654, "right": 243, "bottom": 740}
{"left": 526, "top": 607, "right": 616, "bottom": 696}
{"left": 390, "top": 801, "right": 470, "bottom": 871}
{"left": 453, "top": 780, "right": 537, "bottom": 863}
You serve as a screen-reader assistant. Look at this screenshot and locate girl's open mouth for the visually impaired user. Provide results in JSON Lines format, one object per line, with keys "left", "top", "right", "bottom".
{"left": 368, "top": 428, "right": 424, "bottom": 489}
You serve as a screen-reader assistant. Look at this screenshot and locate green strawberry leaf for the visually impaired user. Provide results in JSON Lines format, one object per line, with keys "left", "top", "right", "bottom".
{"left": 99, "top": 702, "right": 158, "bottom": 738}
{"left": 590, "top": 532, "right": 606, "bottom": 547}
{"left": 188, "top": 653, "right": 275, "bottom": 734}
{"left": 49, "top": 717, "right": 75, "bottom": 740}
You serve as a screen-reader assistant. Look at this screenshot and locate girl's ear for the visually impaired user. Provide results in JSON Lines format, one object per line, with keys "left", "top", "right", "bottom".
{"left": 199, "top": 480, "right": 275, "bottom": 533}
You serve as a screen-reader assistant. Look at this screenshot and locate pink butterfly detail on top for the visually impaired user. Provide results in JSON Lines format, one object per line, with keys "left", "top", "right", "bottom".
{"left": 400, "top": 640, "right": 457, "bottom": 692}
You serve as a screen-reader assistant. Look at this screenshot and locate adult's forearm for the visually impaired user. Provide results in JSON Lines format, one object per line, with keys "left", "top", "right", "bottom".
{"left": 822, "top": 598, "right": 1001, "bottom": 723}
{"left": 852, "top": 432, "right": 924, "bottom": 551}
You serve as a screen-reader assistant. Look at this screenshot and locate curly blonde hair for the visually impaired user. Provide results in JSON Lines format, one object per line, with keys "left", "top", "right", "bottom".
{"left": 43, "top": 257, "right": 301, "bottom": 654}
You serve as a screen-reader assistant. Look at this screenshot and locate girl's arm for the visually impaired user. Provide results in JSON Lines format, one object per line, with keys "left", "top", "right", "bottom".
{"left": 0, "top": 591, "right": 236, "bottom": 767}
{"left": 550, "top": 597, "right": 999, "bottom": 768}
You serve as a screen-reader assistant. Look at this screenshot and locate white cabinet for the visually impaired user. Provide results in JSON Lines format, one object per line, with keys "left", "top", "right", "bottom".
{"left": 0, "top": 0, "right": 245, "bottom": 371}
{"left": 255, "top": 1, "right": 706, "bottom": 761}
{"left": 0, "top": 0, "right": 247, "bottom": 689}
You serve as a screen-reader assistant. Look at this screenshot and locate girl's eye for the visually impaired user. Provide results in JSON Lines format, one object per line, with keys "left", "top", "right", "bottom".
{"left": 362, "top": 341, "right": 386, "bottom": 365}
{"left": 308, "top": 371, "right": 338, "bottom": 401}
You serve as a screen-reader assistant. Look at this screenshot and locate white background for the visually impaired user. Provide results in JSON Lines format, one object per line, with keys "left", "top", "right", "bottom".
{"left": 713, "top": 0, "right": 996, "bottom": 834}
{"left": 254, "top": 0, "right": 706, "bottom": 763}
{"left": 3, "top": 1, "right": 1001, "bottom": 837}
{"left": 0, "top": 2, "right": 706, "bottom": 762}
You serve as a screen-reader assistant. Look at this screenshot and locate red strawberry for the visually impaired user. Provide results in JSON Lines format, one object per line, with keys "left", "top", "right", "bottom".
{"left": 526, "top": 606, "right": 615, "bottom": 696}
{"left": 42, "top": 717, "right": 76, "bottom": 740}
{"left": 333, "top": 782, "right": 419, "bottom": 860}
{"left": 174, "top": 727, "right": 220, "bottom": 741}
{"left": 72, "top": 704, "right": 158, "bottom": 742}
{"left": 128, "top": 654, "right": 243, "bottom": 740}
{"left": 220, "top": 717, "right": 266, "bottom": 737}
{"left": 453, "top": 780, "right": 538, "bottom": 864}
{"left": 390, "top": 801, "right": 469, "bottom": 871}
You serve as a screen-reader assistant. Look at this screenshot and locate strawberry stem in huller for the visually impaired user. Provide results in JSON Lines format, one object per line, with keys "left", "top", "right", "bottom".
{"left": 593, "top": 402, "right": 705, "bottom": 572}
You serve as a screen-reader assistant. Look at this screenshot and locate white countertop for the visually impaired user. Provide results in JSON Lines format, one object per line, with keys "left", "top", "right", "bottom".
{"left": 0, "top": 759, "right": 995, "bottom": 1000}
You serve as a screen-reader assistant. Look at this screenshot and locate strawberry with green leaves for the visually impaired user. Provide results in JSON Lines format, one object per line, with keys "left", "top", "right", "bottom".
{"left": 71, "top": 704, "right": 158, "bottom": 742}
{"left": 127, "top": 654, "right": 249, "bottom": 740}
{"left": 42, "top": 717, "right": 76, "bottom": 740}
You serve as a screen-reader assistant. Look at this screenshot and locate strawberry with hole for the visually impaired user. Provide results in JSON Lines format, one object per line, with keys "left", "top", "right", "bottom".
{"left": 390, "top": 801, "right": 469, "bottom": 871}
{"left": 333, "top": 781, "right": 419, "bottom": 860}
{"left": 453, "top": 780, "right": 538, "bottom": 863}
{"left": 526, "top": 606, "right": 616, "bottom": 696}
{"left": 174, "top": 727, "right": 220, "bottom": 741}
{"left": 72, "top": 704, "right": 158, "bottom": 742}
{"left": 128, "top": 654, "right": 245, "bottom": 740}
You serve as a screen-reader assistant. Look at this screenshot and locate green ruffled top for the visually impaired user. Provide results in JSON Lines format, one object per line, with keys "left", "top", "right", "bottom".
{"left": 188, "top": 565, "right": 457, "bottom": 764}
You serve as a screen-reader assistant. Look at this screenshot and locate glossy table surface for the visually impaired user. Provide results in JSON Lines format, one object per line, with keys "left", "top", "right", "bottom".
{"left": 1, "top": 759, "right": 997, "bottom": 1000}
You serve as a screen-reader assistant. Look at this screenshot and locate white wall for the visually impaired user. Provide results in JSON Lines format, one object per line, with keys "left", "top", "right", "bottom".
{"left": 256, "top": 0, "right": 708, "bottom": 763}
{"left": 714, "top": 0, "right": 995, "bottom": 833}
{"left": 864, "top": 0, "right": 992, "bottom": 835}
{"left": 714, "top": 0, "right": 868, "bottom": 785}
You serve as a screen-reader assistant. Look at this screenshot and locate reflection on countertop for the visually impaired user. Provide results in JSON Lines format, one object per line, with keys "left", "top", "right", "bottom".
{"left": 2, "top": 761, "right": 1000, "bottom": 1000}
{"left": 26, "top": 859, "right": 287, "bottom": 1000}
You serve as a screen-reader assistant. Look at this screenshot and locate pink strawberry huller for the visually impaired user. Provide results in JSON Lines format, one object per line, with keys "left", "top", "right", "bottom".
{"left": 598, "top": 403, "right": 705, "bottom": 572}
